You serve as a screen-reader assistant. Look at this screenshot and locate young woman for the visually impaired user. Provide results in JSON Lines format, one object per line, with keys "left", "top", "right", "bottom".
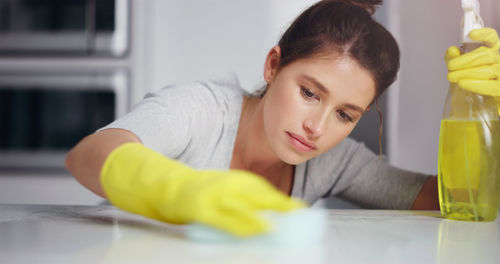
{"left": 66, "top": 0, "right": 500, "bottom": 237}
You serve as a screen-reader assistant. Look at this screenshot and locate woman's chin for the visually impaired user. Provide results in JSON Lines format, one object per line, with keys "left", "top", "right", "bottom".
{"left": 277, "top": 149, "right": 313, "bottom": 165}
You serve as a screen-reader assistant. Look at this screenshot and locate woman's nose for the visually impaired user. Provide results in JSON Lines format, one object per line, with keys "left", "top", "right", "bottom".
{"left": 303, "top": 119, "right": 324, "bottom": 138}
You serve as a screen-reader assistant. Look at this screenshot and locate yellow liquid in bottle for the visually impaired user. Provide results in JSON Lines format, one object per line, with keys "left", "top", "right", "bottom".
{"left": 438, "top": 119, "right": 500, "bottom": 221}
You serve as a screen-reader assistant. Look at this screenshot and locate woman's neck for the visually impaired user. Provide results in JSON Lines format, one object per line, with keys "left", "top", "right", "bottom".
{"left": 231, "top": 95, "right": 289, "bottom": 175}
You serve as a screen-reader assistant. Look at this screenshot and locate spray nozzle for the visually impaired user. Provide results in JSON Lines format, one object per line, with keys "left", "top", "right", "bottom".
{"left": 461, "top": 0, "right": 484, "bottom": 44}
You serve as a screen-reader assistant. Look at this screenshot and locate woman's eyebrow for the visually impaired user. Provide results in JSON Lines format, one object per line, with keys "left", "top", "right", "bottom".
{"left": 301, "top": 74, "right": 366, "bottom": 113}
{"left": 301, "top": 74, "right": 330, "bottom": 94}
{"left": 343, "top": 103, "right": 366, "bottom": 114}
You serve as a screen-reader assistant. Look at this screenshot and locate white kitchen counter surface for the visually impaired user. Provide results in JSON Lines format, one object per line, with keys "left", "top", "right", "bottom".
{"left": 0, "top": 204, "right": 499, "bottom": 264}
{"left": 0, "top": 172, "right": 104, "bottom": 205}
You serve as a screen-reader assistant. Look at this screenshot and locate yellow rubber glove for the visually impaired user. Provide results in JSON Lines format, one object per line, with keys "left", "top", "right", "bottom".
{"left": 100, "top": 143, "right": 305, "bottom": 237}
{"left": 445, "top": 27, "right": 500, "bottom": 113}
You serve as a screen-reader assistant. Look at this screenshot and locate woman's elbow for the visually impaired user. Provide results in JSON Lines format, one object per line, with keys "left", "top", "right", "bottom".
{"left": 65, "top": 135, "right": 90, "bottom": 175}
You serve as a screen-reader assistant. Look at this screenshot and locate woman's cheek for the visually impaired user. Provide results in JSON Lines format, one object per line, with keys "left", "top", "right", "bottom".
{"left": 321, "top": 124, "right": 353, "bottom": 152}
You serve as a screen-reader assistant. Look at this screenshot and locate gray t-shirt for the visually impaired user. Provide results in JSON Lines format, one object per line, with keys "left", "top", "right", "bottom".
{"left": 100, "top": 74, "right": 430, "bottom": 209}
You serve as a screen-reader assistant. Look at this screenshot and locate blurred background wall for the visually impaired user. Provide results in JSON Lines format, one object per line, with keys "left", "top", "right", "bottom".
{"left": 0, "top": 0, "right": 498, "bottom": 206}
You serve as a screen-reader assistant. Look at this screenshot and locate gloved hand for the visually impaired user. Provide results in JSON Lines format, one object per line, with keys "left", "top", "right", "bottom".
{"left": 100, "top": 143, "right": 305, "bottom": 237}
{"left": 445, "top": 27, "right": 500, "bottom": 113}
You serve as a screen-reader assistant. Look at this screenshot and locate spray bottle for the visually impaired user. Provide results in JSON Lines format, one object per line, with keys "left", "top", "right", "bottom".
{"left": 437, "top": 0, "right": 500, "bottom": 221}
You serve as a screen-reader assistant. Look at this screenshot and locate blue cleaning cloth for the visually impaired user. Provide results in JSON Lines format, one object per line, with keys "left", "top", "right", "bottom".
{"left": 186, "top": 208, "right": 327, "bottom": 246}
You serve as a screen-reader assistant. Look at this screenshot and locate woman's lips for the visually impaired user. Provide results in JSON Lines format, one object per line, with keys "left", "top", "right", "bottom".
{"left": 286, "top": 132, "right": 317, "bottom": 152}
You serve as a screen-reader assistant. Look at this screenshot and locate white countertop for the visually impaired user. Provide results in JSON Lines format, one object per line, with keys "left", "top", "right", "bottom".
{"left": 0, "top": 204, "right": 499, "bottom": 264}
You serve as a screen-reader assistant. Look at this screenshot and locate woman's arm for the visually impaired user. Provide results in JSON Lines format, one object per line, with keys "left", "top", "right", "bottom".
{"left": 65, "top": 128, "right": 141, "bottom": 198}
{"left": 68, "top": 132, "right": 303, "bottom": 237}
{"left": 410, "top": 176, "right": 440, "bottom": 210}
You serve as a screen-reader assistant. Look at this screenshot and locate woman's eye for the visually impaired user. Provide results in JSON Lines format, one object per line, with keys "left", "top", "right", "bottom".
{"left": 300, "top": 87, "right": 319, "bottom": 101}
{"left": 337, "top": 110, "right": 354, "bottom": 123}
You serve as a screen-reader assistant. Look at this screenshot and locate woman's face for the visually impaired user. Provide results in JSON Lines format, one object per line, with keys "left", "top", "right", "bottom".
{"left": 262, "top": 47, "right": 376, "bottom": 165}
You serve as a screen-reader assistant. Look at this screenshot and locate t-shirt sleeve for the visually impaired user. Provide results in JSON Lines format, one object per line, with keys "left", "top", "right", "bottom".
{"left": 97, "top": 84, "right": 202, "bottom": 159}
{"left": 318, "top": 139, "right": 431, "bottom": 209}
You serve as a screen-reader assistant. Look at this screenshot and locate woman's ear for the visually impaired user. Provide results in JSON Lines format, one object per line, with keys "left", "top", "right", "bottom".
{"left": 263, "top": 46, "right": 281, "bottom": 83}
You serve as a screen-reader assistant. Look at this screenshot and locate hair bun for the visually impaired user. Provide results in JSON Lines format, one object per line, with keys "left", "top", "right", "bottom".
{"left": 345, "top": 0, "right": 383, "bottom": 14}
